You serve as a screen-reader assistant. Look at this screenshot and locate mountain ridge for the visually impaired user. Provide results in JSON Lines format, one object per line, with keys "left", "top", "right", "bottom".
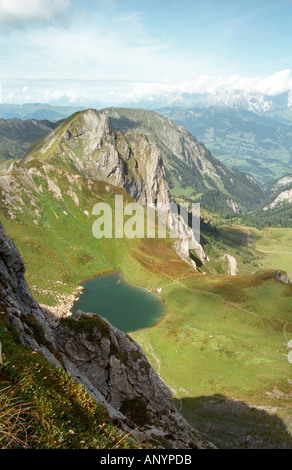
{"left": 3, "top": 107, "right": 292, "bottom": 222}
{"left": 102, "top": 107, "right": 263, "bottom": 212}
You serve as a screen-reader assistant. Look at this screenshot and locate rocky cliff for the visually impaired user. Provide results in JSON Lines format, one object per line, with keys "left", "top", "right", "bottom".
{"left": 25, "top": 109, "right": 171, "bottom": 210}
{"left": 103, "top": 108, "right": 263, "bottom": 212}
{"left": 264, "top": 188, "right": 292, "bottom": 211}
{"left": 220, "top": 254, "right": 239, "bottom": 276}
{"left": 24, "top": 108, "right": 207, "bottom": 267}
{"left": 263, "top": 174, "right": 292, "bottom": 211}
{"left": 0, "top": 221, "right": 214, "bottom": 449}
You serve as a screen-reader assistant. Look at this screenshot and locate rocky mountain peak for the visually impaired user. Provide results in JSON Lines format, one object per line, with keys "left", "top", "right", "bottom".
{"left": 26, "top": 109, "right": 171, "bottom": 209}
{"left": 23, "top": 109, "right": 207, "bottom": 267}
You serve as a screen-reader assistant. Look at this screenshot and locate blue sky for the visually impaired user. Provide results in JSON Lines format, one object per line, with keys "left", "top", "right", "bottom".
{"left": 0, "top": 0, "right": 292, "bottom": 104}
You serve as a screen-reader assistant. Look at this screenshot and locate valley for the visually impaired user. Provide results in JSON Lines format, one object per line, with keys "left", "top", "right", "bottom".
{"left": 2, "top": 0, "right": 292, "bottom": 453}
{"left": 0, "top": 108, "right": 291, "bottom": 449}
{"left": 159, "top": 106, "right": 292, "bottom": 186}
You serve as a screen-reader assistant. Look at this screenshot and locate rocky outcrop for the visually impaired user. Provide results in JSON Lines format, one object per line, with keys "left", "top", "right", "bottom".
{"left": 0, "top": 221, "right": 58, "bottom": 364}
{"left": 56, "top": 313, "right": 213, "bottom": 448}
{"left": 276, "top": 270, "right": 290, "bottom": 284}
{"left": 0, "top": 221, "right": 214, "bottom": 449}
{"left": 220, "top": 254, "right": 238, "bottom": 276}
{"left": 227, "top": 199, "right": 241, "bottom": 214}
{"left": 173, "top": 214, "right": 209, "bottom": 269}
{"left": 264, "top": 188, "right": 292, "bottom": 211}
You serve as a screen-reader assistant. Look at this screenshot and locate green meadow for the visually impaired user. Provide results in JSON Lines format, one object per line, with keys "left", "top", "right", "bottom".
{"left": 1, "top": 161, "right": 292, "bottom": 447}
{"left": 252, "top": 227, "right": 292, "bottom": 275}
{"left": 133, "top": 271, "right": 292, "bottom": 447}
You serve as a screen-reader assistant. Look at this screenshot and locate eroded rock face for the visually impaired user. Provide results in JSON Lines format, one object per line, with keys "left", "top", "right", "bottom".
{"left": 220, "top": 254, "right": 238, "bottom": 276}
{"left": 227, "top": 199, "right": 241, "bottom": 214}
{"left": 264, "top": 188, "right": 292, "bottom": 211}
{"left": 26, "top": 109, "right": 172, "bottom": 211}
{"left": 0, "top": 221, "right": 57, "bottom": 360}
{"left": 0, "top": 221, "right": 214, "bottom": 449}
{"left": 56, "top": 314, "right": 213, "bottom": 449}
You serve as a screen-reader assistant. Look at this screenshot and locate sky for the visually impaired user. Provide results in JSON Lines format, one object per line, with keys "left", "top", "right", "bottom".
{"left": 0, "top": 0, "right": 292, "bottom": 105}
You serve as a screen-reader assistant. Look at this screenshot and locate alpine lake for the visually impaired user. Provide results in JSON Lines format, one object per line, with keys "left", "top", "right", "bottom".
{"left": 72, "top": 272, "right": 164, "bottom": 333}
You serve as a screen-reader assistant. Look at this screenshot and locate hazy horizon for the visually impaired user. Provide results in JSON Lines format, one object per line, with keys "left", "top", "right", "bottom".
{"left": 0, "top": 0, "right": 292, "bottom": 106}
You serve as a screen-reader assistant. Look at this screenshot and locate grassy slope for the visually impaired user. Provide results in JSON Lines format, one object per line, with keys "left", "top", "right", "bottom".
{"left": 132, "top": 220, "right": 292, "bottom": 447}
{"left": 0, "top": 319, "right": 148, "bottom": 449}
{"left": 0, "top": 161, "right": 195, "bottom": 305}
{"left": 252, "top": 227, "right": 292, "bottom": 275}
{"left": 1, "top": 161, "right": 292, "bottom": 448}
{"left": 214, "top": 222, "right": 292, "bottom": 276}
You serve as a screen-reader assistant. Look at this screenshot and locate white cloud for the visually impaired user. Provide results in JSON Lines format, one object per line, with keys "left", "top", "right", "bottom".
{"left": 0, "top": 0, "right": 71, "bottom": 28}
{"left": 43, "top": 88, "right": 89, "bottom": 104}
{"left": 123, "top": 70, "right": 292, "bottom": 103}
{"left": 3, "top": 14, "right": 170, "bottom": 83}
{"left": 255, "top": 70, "right": 292, "bottom": 96}
{"left": 2, "top": 69, "right": 292, "bottom": 107}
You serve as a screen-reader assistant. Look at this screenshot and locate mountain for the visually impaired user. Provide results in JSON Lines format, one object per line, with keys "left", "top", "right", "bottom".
{"left": 101, "top": 108, "right": 263, "bottom": 213}
{"left": 0, "top": 107, "right": 265, "bottom": 215}
{"left": 120, "top": 89, "right": 292, "bottom": 120}
{"left": 1, "top": 108, "right": 292, "bottom": 448}
{"left": 0, "top": 118, "right": 62, "bottom": 171}
{"left": 158, "top": 106, "right": 292, "bottom": 186}
{"left": 0, "top": 103, "right": 83, "bottom": 121}
{"left": 23, "top": 108, "right": 210, "bottom": 266}
{"left": 24, "top": 109, "right": 171, "bottom": 210}
{"left": 11, "top": 106, "right": 292, "bottom": 223}
{"left": 239, "top": 174, "right": 292, "bottom": 228}
{"left": 23, "top": 107, "right": 264, "bottom": 214}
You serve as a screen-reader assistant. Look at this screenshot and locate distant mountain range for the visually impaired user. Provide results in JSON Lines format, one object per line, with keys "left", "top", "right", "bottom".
{"left": 0, "top": 103, "right": 83, "bottom": 121}
{"left": 1, "top": 90, "right": 292, "bottom": 121}
{"left": 0, "top": 118, "right": 63, "bottom": 174}
{"left": 158, "top": 106, "right": 292, "bottom": 185}
{"left": 129, "top": 90, "right": 292, "bottom": 121}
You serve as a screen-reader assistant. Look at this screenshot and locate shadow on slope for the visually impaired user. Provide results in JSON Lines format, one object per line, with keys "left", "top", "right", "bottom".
{"left": 108, "top": 116, "right": 141, "bottom": 133}
{"left": 174, "top": 395, "right": 292, "bottom": 449}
